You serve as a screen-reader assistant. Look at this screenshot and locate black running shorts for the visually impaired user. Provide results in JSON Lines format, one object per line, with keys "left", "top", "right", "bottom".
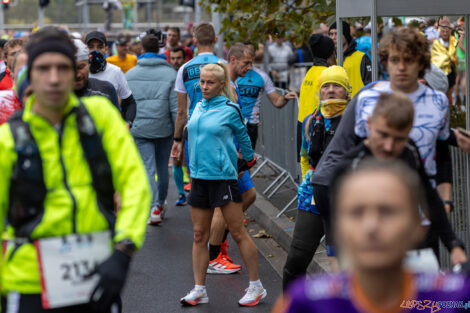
{"left": 188, "top": 178, "right": 242, "bottom": 209}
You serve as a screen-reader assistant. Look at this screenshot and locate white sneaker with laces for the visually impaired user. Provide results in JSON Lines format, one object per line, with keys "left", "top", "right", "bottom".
{"left": 180, "top": 288, "right": 209, "bottom": 306}
{"left": 148, "top": 206, "right": 162, "bottom": 225}
{"left": 238, "top": 284, "right": 267, "bottom": 306}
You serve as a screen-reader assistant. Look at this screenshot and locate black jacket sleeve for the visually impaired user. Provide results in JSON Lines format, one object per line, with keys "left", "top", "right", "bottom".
{"left": 105, "top": 82, "right": 120, "bottom": 110}
{"left": 410, "top": 143, "right": 457, "bottom": 252}
{"left": 435, "top": 139, "right": 453, "bottom": 185}
{"left": 360, "top": 54, "right": 372, "bottom": 86}
{"left": 447, "top": 128, "right": 458, "bottom": 147}
{"left": 121, "top": 94, "right": 136, "bottom": 123}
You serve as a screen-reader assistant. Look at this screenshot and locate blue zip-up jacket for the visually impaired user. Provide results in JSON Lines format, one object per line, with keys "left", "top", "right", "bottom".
{"left": 187, "top": 95, "right": 254, "bottom": 180}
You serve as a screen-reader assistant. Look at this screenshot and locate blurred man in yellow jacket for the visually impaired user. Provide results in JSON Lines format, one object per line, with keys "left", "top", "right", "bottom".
{"left": 0, "top": 27, "right": 150, "bottom": 312}
{"left": 431, "top": 16, "right": 461, "bottom": 103}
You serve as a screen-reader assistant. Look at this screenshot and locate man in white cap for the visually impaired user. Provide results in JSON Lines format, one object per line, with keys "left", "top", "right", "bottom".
{"left": 73, "top": 39, "right": 119, "bottom": 109}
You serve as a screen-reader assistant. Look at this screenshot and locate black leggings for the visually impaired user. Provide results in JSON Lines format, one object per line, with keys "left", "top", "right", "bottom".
{"left": 1, "top": 294, "right": 122, "bottom": 313}
{"left": 282, "top": 209, "right": 324, "bottom": 290}
{"left": 246, "top": 123, "right": 258, "bottom": 150}
{"left": 312, "top": 184, "right": 333, "bottom": 246}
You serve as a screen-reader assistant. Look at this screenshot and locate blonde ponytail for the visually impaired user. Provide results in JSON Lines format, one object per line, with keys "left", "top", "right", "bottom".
{"left": 200, "top": 62, "right": 237, "bottom": 103}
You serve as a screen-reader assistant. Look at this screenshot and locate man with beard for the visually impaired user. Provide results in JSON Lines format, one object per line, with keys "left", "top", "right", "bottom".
{"left": 73, "top": 39, "right": 119, "bottom": 109}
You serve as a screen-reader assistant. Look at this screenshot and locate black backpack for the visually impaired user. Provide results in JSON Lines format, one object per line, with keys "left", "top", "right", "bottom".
{"left": 8, "top": 101, "right": 115, "bottom": 239}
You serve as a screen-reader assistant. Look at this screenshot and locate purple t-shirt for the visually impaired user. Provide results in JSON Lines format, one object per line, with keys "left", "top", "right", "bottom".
{"left": 286, "top": 272, "right": 470, "bottom": 313}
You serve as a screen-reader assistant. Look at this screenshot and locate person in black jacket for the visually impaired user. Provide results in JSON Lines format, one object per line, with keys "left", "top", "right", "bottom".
{"left": 331, "top": 92, "right": 467, "bottom": 270}
{"left": 282, "top": 66, "right": 351, "bottom": 289}
{"left": 312, "top": 28, "right": 453, "bottom": 271}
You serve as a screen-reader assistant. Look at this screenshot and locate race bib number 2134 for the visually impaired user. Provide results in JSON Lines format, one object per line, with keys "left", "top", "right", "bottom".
{"left": 34, "top": 231, "right": 112, "bottom": 309}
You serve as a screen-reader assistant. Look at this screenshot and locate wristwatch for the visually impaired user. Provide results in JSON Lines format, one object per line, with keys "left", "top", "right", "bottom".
{"left": 173, "top": 137, "right": 182, "bottom": 142}
{"left": 115, "top": 239, "right": 136, "bottom": 256}
{"left": 450, "top": 239, "right": 465, "bottom": 251}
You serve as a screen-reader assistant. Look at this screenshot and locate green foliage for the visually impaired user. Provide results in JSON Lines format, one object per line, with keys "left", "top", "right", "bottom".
{"left": 450, "top": 103, "right": 466, "bottom": 129}
{"left": 201, "top": 0, "right": 335, "bottom": 46}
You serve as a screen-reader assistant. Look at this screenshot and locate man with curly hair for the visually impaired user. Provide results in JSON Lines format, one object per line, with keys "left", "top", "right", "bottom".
{"left": 310, "top": 27, "right": 452, "bottom": 270}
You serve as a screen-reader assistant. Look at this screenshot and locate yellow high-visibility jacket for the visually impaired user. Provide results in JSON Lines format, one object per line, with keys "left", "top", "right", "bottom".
{"left": 0, "top": 94, "right": 151, "bottom": 294}
{"left": 343, "top": 50, "right": 368, "bottom": 97}
{"left": 297, "top": 65, "right": 326, "bottom": 123}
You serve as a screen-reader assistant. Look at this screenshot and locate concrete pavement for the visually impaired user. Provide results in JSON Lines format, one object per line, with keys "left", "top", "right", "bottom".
{"left": 122, "top": 175, "right": 282, "bottom": 313}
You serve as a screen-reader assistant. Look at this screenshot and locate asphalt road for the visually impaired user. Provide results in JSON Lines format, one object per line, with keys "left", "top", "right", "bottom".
{"left": 122, "top": 174, "right": 282, "bottom": 313}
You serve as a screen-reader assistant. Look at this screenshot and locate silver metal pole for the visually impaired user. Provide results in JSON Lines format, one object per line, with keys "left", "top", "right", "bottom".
{"left": 195, "top": 0, "right": 201, "bottom": 24}
{"left": 370, "top": 0, "right": 378, "bottom": 81}
{"left": 133, "top": 0, "right": 138, "bottom": 30}
{"left": 0, "top": 4, "right": 4, "bottom": 32}
{"left": 157, "top": 0, "right": 162, "bottom": 27}
{"left": 38, "top": 6, "right": 44, "bottom": 28}
{"left": 465, "top": 15, "right": 470, "bottom": 233}
{"left": 211, "top": 4, "right": 223, "bottom": 58}
{"left": 183, "top": 7, "right": 189, "bottom": 26}
{"left": 336, "top": 16, "right": 343, "bottom": 65}
{"left": 83, "top": 0, "right": 89, "bottom": 32}
{"left": 466, "top": 15, "right": 470, "bottom": 130}
{"left": 146, "top": 1, "right": 151, "bottom": 27}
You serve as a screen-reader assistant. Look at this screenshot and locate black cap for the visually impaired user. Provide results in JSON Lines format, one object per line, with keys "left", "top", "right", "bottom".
{"left": 116, "top": 33, "right": 130, "bottom": 46}
{"left": 85, "top": 31, "right": 107, "bottom": 45}
{"left": 329, "top": 21, "right": 352, "bottom": 44}
{"left": 308, "top": 34, "right": 335, "bottom": 60}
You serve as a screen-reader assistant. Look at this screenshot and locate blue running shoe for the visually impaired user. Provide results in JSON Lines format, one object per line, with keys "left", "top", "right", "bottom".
{"left": 175, "top": 194, "right": 187, "bottom": 206}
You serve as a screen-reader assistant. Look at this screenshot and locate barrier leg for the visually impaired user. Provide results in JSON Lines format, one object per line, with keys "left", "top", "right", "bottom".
{"left": 267, "top": 175, "right": 290, "bottom": 199}
{"left": 263, "top": 170, "right": 286, "bottom": 194}
{"left": 251, "top": 159, "right": 269, "bottom": 178}
{"left": 276, "top": 195, "right": 298, "bottom": 218}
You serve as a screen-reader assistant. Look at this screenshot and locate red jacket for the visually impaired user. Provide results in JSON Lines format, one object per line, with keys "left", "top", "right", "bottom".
{"left": 0, "top": 89, "right": 22, "bottom": 124}
{"left": 164, "top": 45, "right": 193, "bottom": 63}
{"left": 0, "top": 69, "right": 13, "bottom": 90}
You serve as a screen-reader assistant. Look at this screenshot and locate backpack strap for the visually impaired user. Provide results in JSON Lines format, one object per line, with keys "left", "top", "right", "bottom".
{"left": 0, "top": 71, "right": 8, "bottom": 84}
{"left": 8, "top": 109, "right": 47, "bottom": 239}
{"left": 75, "top": 101, "right": 116, "bottom": 230}
{"left": 8, "top": 100, "right": 116, "bottom": 239}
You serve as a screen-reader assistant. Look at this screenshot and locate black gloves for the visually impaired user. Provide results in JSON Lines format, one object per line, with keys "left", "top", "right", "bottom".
{"left": 237, "top": 157, "right": 257, "bottom": 173}
{"left": 90, "top": 249, "right": 131, "bottom": 312}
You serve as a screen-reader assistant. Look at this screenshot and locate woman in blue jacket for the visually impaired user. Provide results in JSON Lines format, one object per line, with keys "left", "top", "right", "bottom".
{"left": 180, "top": 62, "right": 266, "bottom": 307}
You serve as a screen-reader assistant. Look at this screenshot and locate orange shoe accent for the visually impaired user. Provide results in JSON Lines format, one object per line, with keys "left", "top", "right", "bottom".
{"left": 207, "top": 253, "right": 241, "bottom": 274}
{"left": 239, "top": 293, "right": 264, "bottom": 307}
{"left": 220, "top": 239, "right": 233, "bottom": 263}
{"left": 184, "top": 183, "right": 191, "bottom": 192}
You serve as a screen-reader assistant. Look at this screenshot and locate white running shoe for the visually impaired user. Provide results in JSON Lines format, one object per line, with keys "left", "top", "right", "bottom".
{"left": 238, "top": 284, "right": 267, "bottom": 306}
{"left": 148, "top": 206, "right": 162, "bottom": 225}
{"left": 180, "top": 288, "right": 209, "bottom": 306}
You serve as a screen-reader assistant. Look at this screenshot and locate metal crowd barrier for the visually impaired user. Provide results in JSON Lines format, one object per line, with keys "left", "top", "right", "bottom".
{"left": 289, "top": 63, "right": 312, "bottom": 92}
{"left": 440, "top": 147, "right": 470, "bottom": 269}
{"left": 250, "top": 88, "right": 300, "bottom": 217}
{"left": 256, "top": 65, "right": 470, "bottom": 266}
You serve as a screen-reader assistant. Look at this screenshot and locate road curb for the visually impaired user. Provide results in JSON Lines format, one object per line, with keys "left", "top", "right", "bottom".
{"left": 247, "top": 192, "right": 329, "bottom": 273}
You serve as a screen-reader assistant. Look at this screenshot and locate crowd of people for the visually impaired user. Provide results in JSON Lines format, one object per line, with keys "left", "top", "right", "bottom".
{"left": 0, "top": 12, "right": 470, "bottom": 313}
